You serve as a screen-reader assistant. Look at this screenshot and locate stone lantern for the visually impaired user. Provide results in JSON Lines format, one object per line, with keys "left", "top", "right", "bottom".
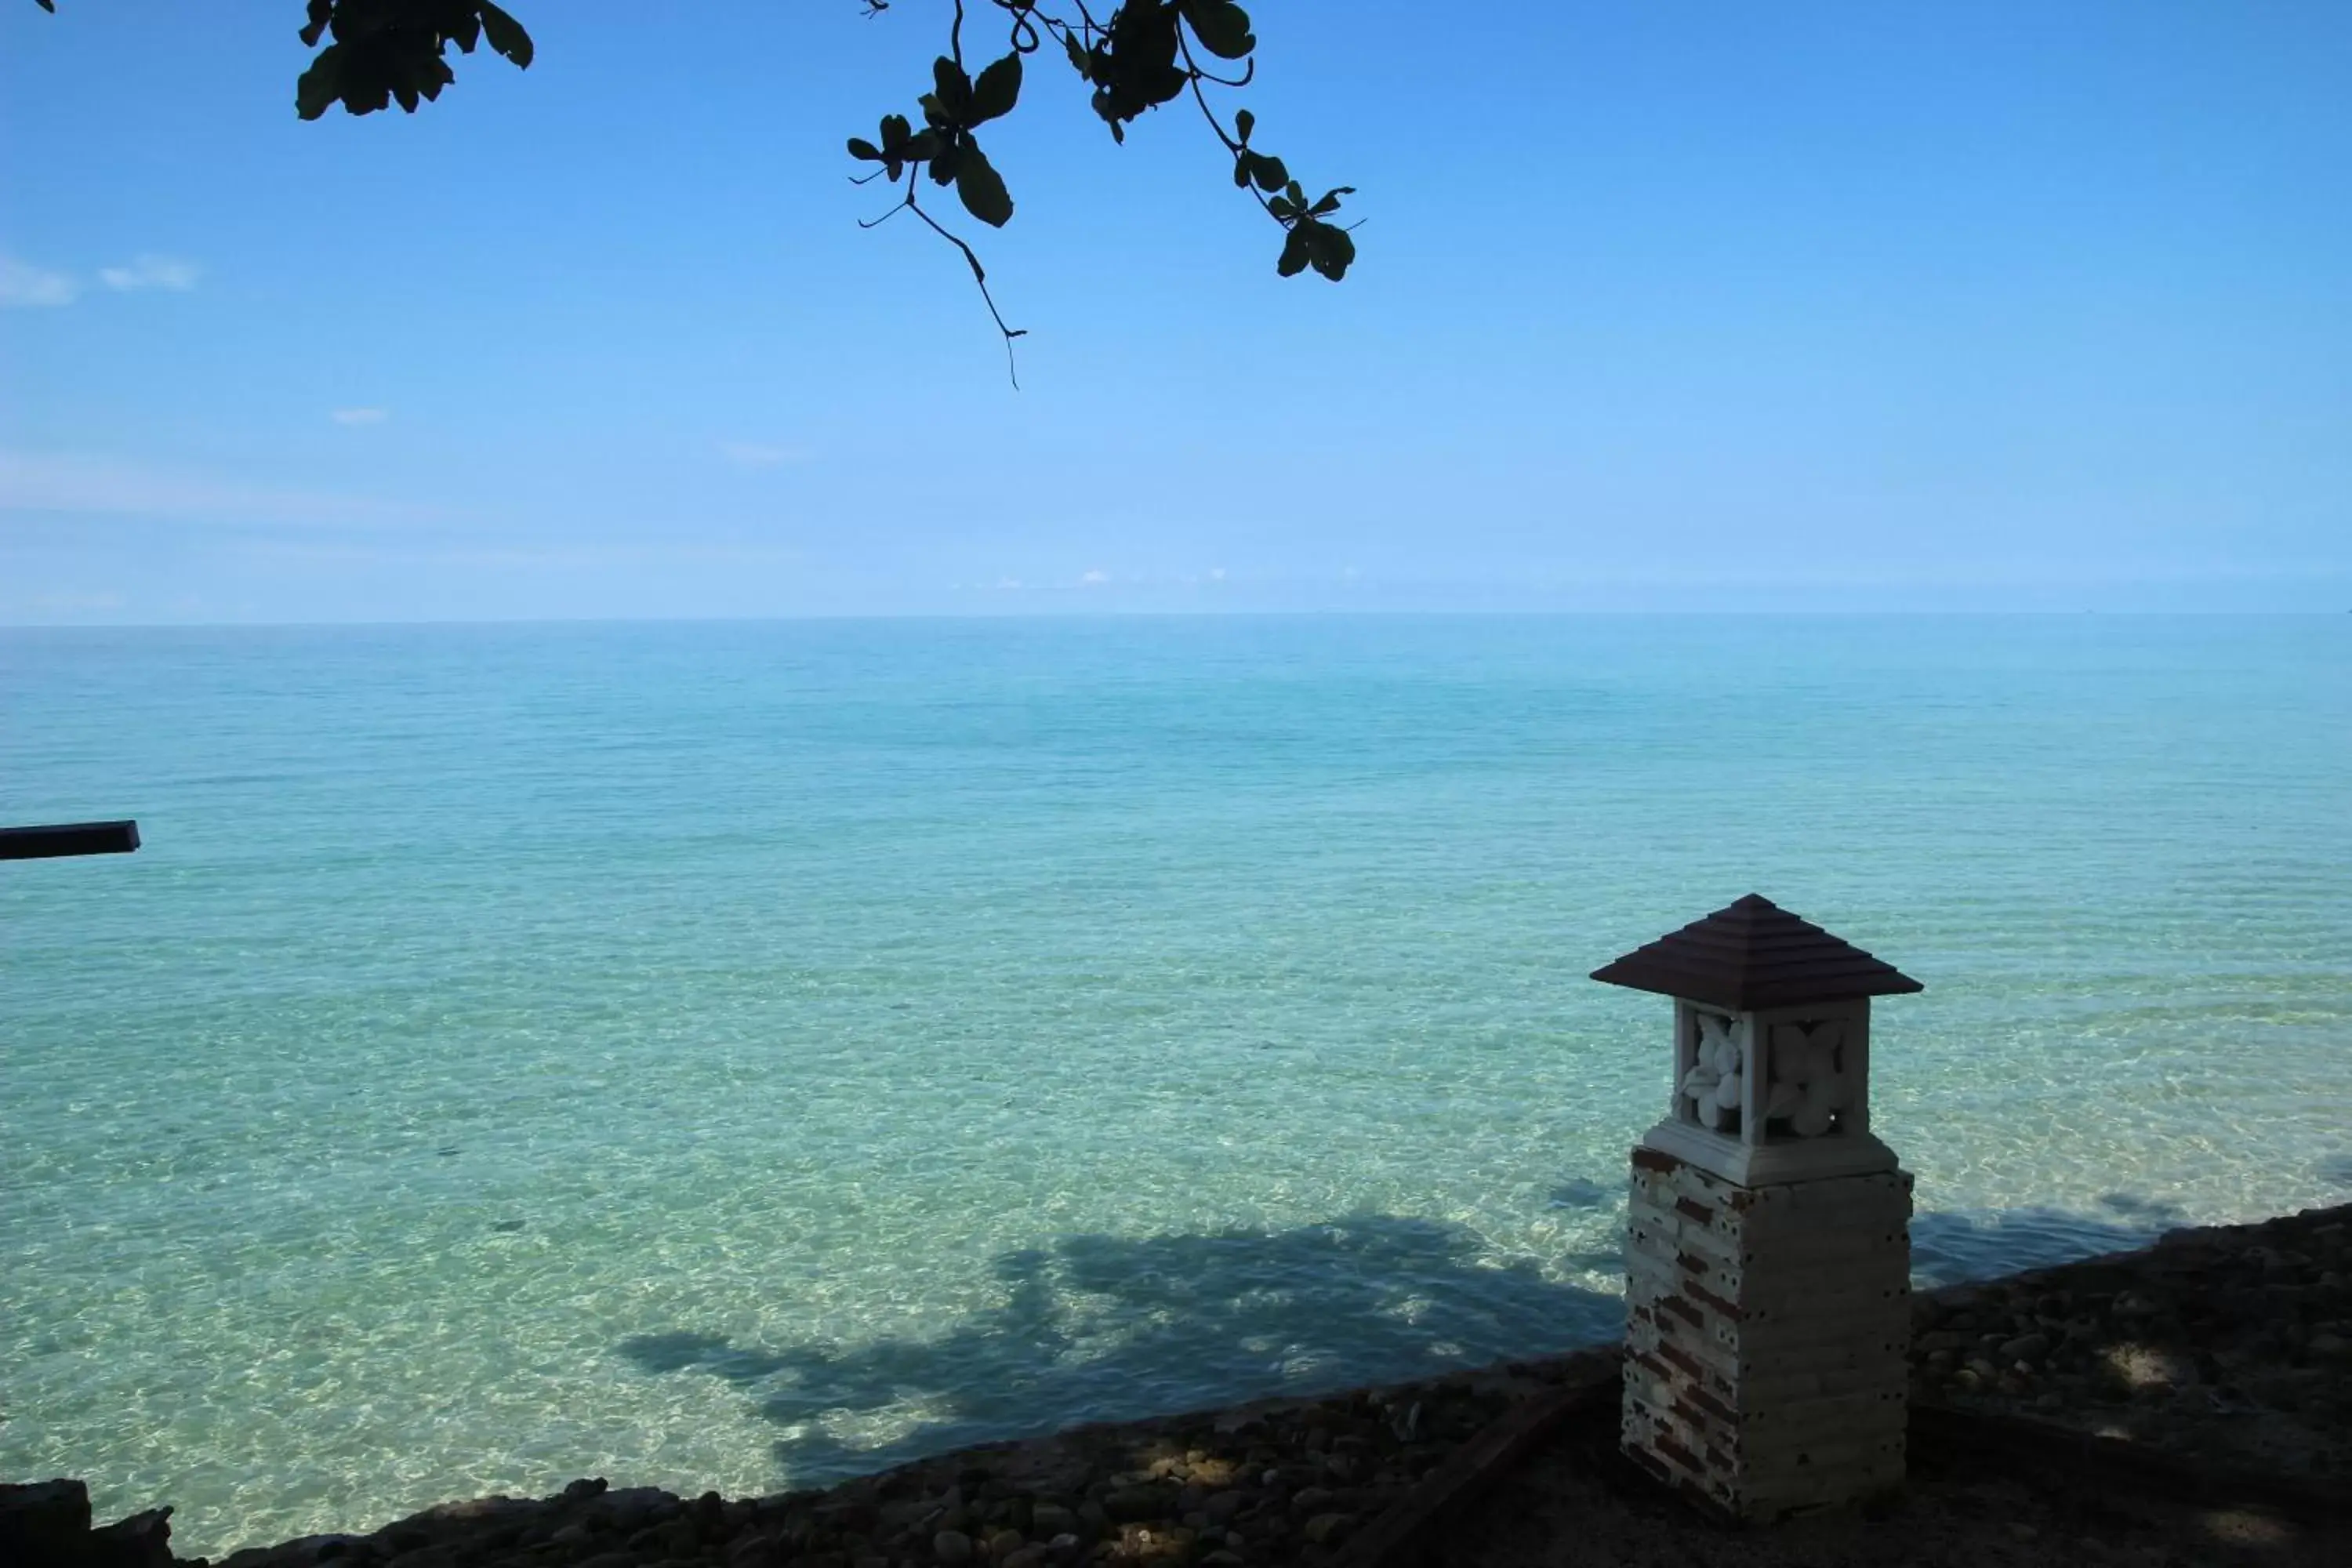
{"left": 1592, "top": 893, "right": 1923, "bottom": 1520}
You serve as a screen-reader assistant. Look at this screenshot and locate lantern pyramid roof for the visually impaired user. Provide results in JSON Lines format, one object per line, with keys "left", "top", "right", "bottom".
{"left": 1589, "top": 893, "right": 1923, "bottom": 1011}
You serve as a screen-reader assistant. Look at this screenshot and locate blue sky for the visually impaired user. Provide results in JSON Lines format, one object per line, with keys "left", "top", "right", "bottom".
{"left": 3, "top": 1, "right": 2347, "bottom": 622}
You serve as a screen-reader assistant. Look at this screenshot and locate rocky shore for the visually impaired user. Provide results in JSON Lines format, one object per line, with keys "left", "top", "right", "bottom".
{"left": 1908, "top": 1201, "right": 2350, "bottom": 1480}
{"left": 8, "top": 1203, "right": 2346, "bottom": 1568}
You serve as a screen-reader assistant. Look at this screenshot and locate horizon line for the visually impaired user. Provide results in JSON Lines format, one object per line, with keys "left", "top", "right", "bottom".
{"left": 5, "top": 606, "right": 2349, "bottom": 633}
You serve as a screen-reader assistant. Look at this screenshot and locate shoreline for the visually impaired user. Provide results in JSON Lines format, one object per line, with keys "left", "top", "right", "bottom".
{"left": 10, "top": 1202, "right": 2347, "bottom": 1568}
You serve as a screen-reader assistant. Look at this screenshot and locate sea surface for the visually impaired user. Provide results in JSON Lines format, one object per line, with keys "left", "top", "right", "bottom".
{"left": 4, "top": 615, "right": 2349, "bottom": 1556}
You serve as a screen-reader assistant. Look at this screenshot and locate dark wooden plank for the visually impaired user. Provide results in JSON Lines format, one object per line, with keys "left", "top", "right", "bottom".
{"left": 0, "top": 820, "right": 141, "bottom": 861}
{"left": 1910, "top": 1402, "right": 2351, "bottom": 1523}
{"left": 1331, "top": 1359, "right": 1623, "bottom": 1568}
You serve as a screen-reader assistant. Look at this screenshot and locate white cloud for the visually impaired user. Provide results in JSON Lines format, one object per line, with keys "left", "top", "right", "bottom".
{"left": 98, "top": 254, "right": 199, "bottom": 292}
{"left": 0, "top": 253, "right": 79, "bottom": 308}
{"left": 1079, "top": 568, "right": 1110, "bottom": 586}
{"left": 331, "top": 408, "right": 390, "bottom": 426}
{"left": 720, "top": 441, "right": 808, "bottom": 470}
{"left": 1209, "top": 567, "right": 1227, "bottom": 581}
{"left": 0, "top": 448, "right": 430, "bottom": 528}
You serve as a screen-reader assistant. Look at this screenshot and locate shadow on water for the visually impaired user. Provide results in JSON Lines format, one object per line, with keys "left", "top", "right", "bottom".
{"left": 1544, "top": 1161, "right": 2201, "bottom": 1291}
{"left": 1548, "top": 1176, "right": 1627, "bottom": 1272}
{"left": 618, "top": 1212, "right": 1622, "bottom": 1489}
{"left": 1547, "top": 1176, "right": 1621, "bottom": 1210}
{"left": 616, "top": 1179, "right": 2318, "bottom": 1491}
{"left": 1910, "top": 1192, "right": 2190, "bottom": 1287}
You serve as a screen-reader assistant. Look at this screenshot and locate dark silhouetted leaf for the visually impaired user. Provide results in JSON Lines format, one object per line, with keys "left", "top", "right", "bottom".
{"left": 1181, "top": 0, "right": 1255, "bottom": 60}
{"left": 956, "top": 140, "right": 1014, "bottom": 227}
{"left": 1309, "top": 186, "right": 1355, "bottom": 216}
{"left": 1276, "top": 223, "right": 1312, "bottom": 278}
{"left": 931, "top": 54, "right": 971, "bottom": 118}
{"left": 295, "top": 49, "right": 343, "bottom": 120}
{"left": 1234, "top": 107, "right": 1254, "bottom": 143}
{"left": 477, "top": 2, "right": 534, "bottom": 67}
{"left": 1303, "top": 220, "right": 1356, "bottom": 280}
{"left": 1251, "top": 154, "right": 1287, "bottom": 193}
{"left": 971, "top": 52, "right": 1022, "bottom": 124}
{"left": 848, "top": 136, "right": 884, "bottom": 162}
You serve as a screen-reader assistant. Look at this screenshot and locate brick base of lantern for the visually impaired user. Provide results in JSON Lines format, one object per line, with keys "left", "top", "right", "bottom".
{"left": 1621, "top": 1146, "right": 1914, "bottom": 1520}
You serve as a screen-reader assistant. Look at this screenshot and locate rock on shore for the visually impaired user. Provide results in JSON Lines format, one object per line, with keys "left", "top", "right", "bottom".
{"left": 169, "top": 1363, "right": 1577, "bottom": 1568}
{"left": 0, "top": 1478, "right": 175, "bottom": 1568}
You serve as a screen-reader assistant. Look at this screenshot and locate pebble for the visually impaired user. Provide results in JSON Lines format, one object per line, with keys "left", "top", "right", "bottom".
{"left": 1104, "top": 1484, "right": 1178, "bottom": 1523}
{"left": 935, "top": 1529, "right": 975, "bottom": 1564}
{"left": 1301, "top": 1513, "right": 1356, "bottom": 1545}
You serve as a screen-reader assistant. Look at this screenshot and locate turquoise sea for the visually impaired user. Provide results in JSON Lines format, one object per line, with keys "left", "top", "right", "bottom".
{"left": 5, "top": 615, "right": 2349, "bottom": 1557}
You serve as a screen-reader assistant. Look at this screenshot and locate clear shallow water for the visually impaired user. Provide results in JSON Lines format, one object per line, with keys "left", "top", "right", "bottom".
{"left": 3, "top": 615, "right": 2348, "bottom": 1556}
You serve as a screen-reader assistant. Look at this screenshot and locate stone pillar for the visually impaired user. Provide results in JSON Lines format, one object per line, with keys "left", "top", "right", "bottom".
{"left": 1621, "top": 1149, "right": 1911, "bottom": 1517}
